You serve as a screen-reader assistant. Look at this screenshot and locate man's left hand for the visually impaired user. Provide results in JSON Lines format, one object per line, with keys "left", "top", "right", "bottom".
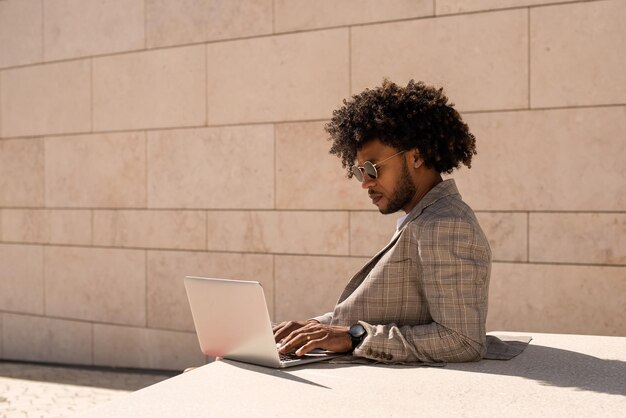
{"left": 277, "top": 322, "right": 352, "bottom": 356}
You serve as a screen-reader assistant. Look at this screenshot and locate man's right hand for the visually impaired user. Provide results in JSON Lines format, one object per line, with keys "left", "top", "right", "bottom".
{"left": 273, "top": 319, "right": 319, "bottom": 344}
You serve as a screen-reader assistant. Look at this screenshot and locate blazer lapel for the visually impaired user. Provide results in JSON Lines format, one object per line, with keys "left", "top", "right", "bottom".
{"left": 337, "top": 179, "right": 461, "bottom": 304}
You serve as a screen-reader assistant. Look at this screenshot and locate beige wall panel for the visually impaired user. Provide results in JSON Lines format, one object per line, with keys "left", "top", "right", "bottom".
{"left": 44, "top": 0, "right": 144, "bottom": 61}
{"left": 206, "top": 29, "right": 349, "bottom": 124}
{"left": 146, "top": 0, "right": 272, "bottom": 48}
{"left": 94, "top": 324, "right": 205, "bottom": 370}
{"left": 274, "top": 255, "right": 368, "bottom": 322}
{"left": 349, "top": 211, "right": 399, "bottom": 257}
{"left": 352, "top": 10, "right": 528, "bottom": 111}
{"left": 0, "top": 244, "right": 43, "bottom": 314}
{"left": 437, "top": 0, "right": 577, "bottom": 15}
{"left": 0, "top": 138, "right": 44, "bottom": 207}
{"left": 147, "top": 250, "right": 273, "bottom": 331}
{"left": 0, "top": 0, "right": 42, "bottom": 68}
{"left": 1, "top": 209, "right": 91, "bottom": 245}
{"left": 93, "top": 46, "right": 205, "bottom": 131}
{"left": 0, "top": 314, "right": 3, "bottom": 357}
{"left": 3, "top": 313, "right": 92, "bottom": 365}
{"left": 45, "top": 246, "right": 146, "bottom": 326}
{"left": 0, "top": 60, "right": 91, "bottom": 137}
{"left": 207, "top": 211, "right": 349, "bottom": 255}
{"left": 454, "top": 107, "right": 626, "bottom": 211}
{"left": 275, "top": 121, "right": 370, "bottom": 210}
{"left": 45, "top": 132, "right": 146, "bottom": 208}
{"left": 488, "top": 263, "right": 626, "bottom": 336}
{"left": 476, "top": 212, "right": 527, "bottom": 262}
{"left": 275, "top": 0, "right": 433, "bottom": 32}
{"left": 531, "top": 0, "right": 626, "bottom": 107}
{"left": 530, "top": 213, "right": 626, "bottom": 265}
{"left": 94, "top": 210, "right": 206, "bottom": 250}
{"left": 147, "top": 126, "right": 273, "bottom": 209}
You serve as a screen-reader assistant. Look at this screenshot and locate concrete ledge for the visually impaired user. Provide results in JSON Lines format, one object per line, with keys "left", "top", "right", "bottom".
{"left": 81, "top": 332, "right": 626, "bottom": 417}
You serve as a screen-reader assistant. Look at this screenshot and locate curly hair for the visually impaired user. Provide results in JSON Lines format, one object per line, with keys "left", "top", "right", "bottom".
{"left": 326, "top": 79, "right": 476, "bottom": 176}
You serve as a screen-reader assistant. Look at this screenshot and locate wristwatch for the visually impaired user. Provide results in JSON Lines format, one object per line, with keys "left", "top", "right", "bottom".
{"left": 348, "top": 323, "right": 367, "bottom": 351}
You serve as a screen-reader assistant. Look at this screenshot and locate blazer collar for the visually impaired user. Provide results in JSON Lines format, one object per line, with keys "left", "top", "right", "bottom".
{"left": 397, "top": 179, "right": 461, "bottom": 230}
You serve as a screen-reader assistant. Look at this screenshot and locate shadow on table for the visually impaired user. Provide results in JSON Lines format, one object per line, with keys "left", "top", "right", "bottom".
{"left": 220, "top": 359, "right": 332, "bottom": 389}
{"left": 0, "top": 360, "right": 177, "bottom": 391}
{"left": 446, "top": 344, "right": 626, "bottom": 397}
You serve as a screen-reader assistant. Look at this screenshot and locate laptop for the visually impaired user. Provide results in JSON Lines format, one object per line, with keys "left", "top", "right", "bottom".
{"left": 184, "top": 276, "right": 341, "bottom": 368}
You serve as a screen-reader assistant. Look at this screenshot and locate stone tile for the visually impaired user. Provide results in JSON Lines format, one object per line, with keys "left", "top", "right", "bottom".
{"left": 147, "top": 250, "right": 273, "bottom": 331}
{"left": 487, "top": 262, "right": 626, "bottom": 336}
{"left": 45, "top": 246, "right": 146, "bottom": 326}
{"left": 530, "top": 213, "right": 626, "bottom": 265}
{"left": 206, "top": 211, "right": 349, "bottom": 255}
{"left": 206, "top": 29, "right": 349, "bottom": 124}
{"left": 0, "top": 60, "right": 91, "bottom": 137}
{"left": 275, "top": 0, "right": 433, "bottom": 32}
{"left": 351, "top": 9, "right": 528, "bottom": 111}
{"left": 146, "top": 0, "right": 272, "bottom": 48}
{"left": 274, "top": 255, "right": 368, "bottom": 322}
{"left": 349, "top": 211, "right": 400, "bottom": 257}
{"left": 45, "top": 132, "right": 146, "bottom": 208}
{"left": 147, "top": 126, "right": 273, "bottom": 209}
{"left": 94, "top": 324, "right": 206, "bottom": 370}
{"left": 0, "top": 0, "right": 42, "bottom": 68}
{"left": 453, "top": 107, "right": 626, "bottom": 211}
{"left": 476, "top": 212, "right": 527, "bottom": 262}
{"left": 94, "top": 210, "right": 206, "bottom": 250}
{"left": 0, "top": 138, "right": 44, "bottom": 207}
{"left": 93, "top": 45, "right": 205, "bottom": 131}
{"left": 0, "top": 244, "right": 44, "bottom": 314}
{"left": 275, "top": 121, "right": 370, "bottom": 210}
{"left": 3, "top": 313, "right": 92, "bottom": 365}
{"left": 436, "top": 0, "right": 578, "bottom": 15}
{"left": 1, "top": 209, "right": 91, "bottom": 245}
{"left": 44, "top": 0, "right": 144, "bottom": 61}
{"left": 531, "top": 0, "right": 626, "bottom": 107}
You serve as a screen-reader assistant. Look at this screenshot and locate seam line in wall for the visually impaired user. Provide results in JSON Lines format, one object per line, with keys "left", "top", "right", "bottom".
{"left": 0, "top": 0, "right": 607, "bottom": 74}
{"left": 1, "top": 101, "right": 625, "bottom": 142}
{"left": 272, "top": 0, "right": 276, "bottom": 33}
{"left": 273, "top": 124, "right": 277, "bottom": 209}
{"left": 144, "top": 131, "right": 148, "bottom": 208}
{"left": 527, "top": 7, "right": 531, "bottom": 109}
{"left": 348, "top": 27, "right": 352, "bottom": 95}
{"left": 527, "top": 211, "right": 531, "bottom": 262}
{"left": 1, "top": 242, "right": 623, "bottom": 268}
{"left": 204, "top": 45, "right": 209, "bottom": 126}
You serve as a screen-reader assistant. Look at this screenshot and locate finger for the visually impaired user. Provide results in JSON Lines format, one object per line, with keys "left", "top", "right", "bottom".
{"left": 273, "top": 321, "right": 297, "bottom": 342}
{"left": 296, "top": 339, "right": 322, "bottom": 356}
{"left": 280, "top": 330, "right": 319, "bottom": 354}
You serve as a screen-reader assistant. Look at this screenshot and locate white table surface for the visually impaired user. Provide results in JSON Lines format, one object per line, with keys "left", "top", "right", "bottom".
{"left": 80, "top": 332, "right": 626, "bottom": 417}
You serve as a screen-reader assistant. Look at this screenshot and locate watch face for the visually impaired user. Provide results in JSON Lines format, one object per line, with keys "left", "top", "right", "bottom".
{"left": 349, "top": 323, "right": 366, "bottom": 338}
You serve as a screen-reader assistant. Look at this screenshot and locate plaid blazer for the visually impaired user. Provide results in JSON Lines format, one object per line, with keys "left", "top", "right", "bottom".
{"left": 314, "top": 179, "right": 491, "bottom": 363}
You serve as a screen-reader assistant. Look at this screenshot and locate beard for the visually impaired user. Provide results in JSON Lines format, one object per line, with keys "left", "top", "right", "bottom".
{"left": 379, "top": 158, "right": 416, "bottom": 214}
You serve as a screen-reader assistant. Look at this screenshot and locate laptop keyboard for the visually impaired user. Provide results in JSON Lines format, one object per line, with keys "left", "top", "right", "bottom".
{"left": 279, "top": 352, "right": 303, "bottom": 362}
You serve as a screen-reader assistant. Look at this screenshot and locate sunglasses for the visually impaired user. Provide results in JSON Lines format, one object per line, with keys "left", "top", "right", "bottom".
{"left": 351, "top": 150, "right": 405, "bottom": 182}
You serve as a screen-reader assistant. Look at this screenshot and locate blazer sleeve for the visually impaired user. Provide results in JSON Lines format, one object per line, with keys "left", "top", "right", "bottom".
{"left": 353, "top": 217, "right": 491, "bottom": 363}
{"left": 311, "top": 312, "right": 333, "bottom": 325}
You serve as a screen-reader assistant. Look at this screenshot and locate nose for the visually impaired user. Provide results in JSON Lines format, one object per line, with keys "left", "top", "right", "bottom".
{"left": 360, "top": 173, "right": 375, "bottom": 189}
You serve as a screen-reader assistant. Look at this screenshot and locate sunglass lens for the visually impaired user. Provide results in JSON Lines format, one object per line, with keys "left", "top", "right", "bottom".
{"left": 351, "top": 165, "right": 364, "bottom": 181}
{"left": 363, "top": 162, "right": 377, "bottom": 179}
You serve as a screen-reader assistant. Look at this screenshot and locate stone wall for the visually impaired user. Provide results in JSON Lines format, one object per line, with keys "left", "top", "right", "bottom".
{"left": 0, "top": 0, "right": 624, "bottom": 370}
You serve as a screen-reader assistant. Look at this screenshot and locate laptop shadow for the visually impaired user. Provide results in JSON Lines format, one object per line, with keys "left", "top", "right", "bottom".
{"left": 220, "top": 359, "right": 333, "bottom": 389}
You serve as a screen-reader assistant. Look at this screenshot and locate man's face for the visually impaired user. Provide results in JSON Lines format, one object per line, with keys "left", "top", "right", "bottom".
{"left": 355, "top": 139, "right": 417, "bottom": 214}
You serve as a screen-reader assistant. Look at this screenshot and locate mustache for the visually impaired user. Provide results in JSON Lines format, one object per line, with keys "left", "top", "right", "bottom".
{"left": 368, "top": 190, "right": 381, "bottom": 197}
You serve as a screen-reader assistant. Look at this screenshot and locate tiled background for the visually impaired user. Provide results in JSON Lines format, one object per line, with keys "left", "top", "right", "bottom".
{"left": 0, "top": 0, "right": 624, "bottom": 370}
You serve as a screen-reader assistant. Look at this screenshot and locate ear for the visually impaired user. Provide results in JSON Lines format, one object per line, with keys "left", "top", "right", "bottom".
{"left": 412, "top": 150, "right": 422, "bottom": 168}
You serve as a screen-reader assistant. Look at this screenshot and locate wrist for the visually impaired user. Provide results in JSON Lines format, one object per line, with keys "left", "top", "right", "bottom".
{"left": 348, "top": 323, "right": 367, "bottom": 352}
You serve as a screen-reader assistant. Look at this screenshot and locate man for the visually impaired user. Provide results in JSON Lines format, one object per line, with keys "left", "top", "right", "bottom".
{"left": 273, "top": 80, "right": 491, "bottom": 363}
